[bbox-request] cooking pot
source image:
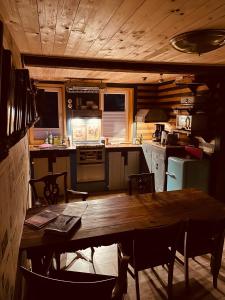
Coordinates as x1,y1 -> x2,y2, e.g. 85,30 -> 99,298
167,133 -> 178,145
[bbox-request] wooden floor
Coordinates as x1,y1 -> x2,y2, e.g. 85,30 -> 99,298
67,192 -> 225,300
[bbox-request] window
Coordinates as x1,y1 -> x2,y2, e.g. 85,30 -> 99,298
35,91 -> 59,128
29,85 -> 65,144
100,88 -> 133,143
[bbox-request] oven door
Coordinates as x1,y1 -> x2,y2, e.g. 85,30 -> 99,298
77,163 -> 105,182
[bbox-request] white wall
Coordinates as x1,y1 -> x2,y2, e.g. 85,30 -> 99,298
0,136 -> 30,300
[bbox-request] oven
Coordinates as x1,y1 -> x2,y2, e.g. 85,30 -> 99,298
76,144 -> 105,183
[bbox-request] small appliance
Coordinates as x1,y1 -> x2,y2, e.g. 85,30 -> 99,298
166,157 -> 209,192
152,124 -> 165,142
160,130 -> 168,145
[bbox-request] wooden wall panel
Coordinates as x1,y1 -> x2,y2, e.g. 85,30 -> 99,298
0,15 -> 30,300
136,84 -> 158,140
0,137 -> 30,300
135,81 -> 209,141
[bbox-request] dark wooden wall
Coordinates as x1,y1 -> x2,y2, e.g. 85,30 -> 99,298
136,81 -> 209,141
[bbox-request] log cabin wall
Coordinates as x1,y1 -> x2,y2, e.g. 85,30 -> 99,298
157,81 -> 209,127
136,80 -> 209,142
0,16 -> 30,300
136,84 -> 159,140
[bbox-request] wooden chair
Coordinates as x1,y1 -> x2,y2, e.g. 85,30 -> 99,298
176,218 -> 225,289
29,172 -> 88,207
20,255 -> 129,300
128,172 -> 155,195
29,172 -> 94,270
118,221 -> 184,300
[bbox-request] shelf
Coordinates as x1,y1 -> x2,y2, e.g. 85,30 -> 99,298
72,109 -> 102,118
173,129 -> 192,135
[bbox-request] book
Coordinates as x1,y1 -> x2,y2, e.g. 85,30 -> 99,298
44,215 -> 81,237
24,209 -> 59,229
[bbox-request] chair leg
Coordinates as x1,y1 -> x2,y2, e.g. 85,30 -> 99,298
167,261 -> 174,300
134,269 -> 140,300
91,247 -> 95,263
213,272 -> 219,288
117,245 -> 122,273
211,255 -> 219,288
184,256 -> 189,290
55,252 -> 61,271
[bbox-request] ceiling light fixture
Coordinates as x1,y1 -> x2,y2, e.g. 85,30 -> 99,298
170,29 -> 225,55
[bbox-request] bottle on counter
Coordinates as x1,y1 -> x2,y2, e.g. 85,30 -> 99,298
67,137 -> 71,147
44,131 -> 49,144
48,131 -> 53,144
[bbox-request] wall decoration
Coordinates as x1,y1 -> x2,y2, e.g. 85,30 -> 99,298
72,125 -> 86,141
87,122 -> 101,141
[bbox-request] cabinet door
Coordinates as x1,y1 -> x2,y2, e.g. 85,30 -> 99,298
53,157 -> 71,190
108,152 -> 125,190
124,151 -> 140,187
32,158 -> 49,196
151,148 -> 166,192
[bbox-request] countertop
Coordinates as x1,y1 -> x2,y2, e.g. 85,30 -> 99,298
29,143 -> 142,152
142,140 -> 185,149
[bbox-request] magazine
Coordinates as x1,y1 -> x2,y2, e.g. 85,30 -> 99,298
44,215 -> 81,237
24,209 -> 59,229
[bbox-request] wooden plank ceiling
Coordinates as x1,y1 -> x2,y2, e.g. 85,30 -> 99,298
1,0 -> 225,83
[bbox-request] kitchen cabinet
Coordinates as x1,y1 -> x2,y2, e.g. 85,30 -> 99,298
142,142 -> 185,192
151,147 -> 166,192
108,150 -> 140,190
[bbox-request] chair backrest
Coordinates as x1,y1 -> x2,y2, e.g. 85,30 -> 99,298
132,221 -> 184,270
20,267 -> 116,300
20,255 -> 129,300
128,172 -> 155,195
29,172 -> 68,206
184,218 -> 225,257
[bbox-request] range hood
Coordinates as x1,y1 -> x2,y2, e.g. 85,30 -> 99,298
135,109 -> 169,123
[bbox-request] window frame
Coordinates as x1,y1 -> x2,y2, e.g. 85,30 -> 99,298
29,84 -> 66,145
100,87 -> 134,143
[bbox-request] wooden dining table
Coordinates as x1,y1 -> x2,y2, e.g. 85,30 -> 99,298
20,188 -> 225,272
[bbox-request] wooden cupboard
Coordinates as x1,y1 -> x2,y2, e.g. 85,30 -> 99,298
107,150 -> 140,190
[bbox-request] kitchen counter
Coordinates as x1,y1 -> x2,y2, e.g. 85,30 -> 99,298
29,145 -> 76,151
142,140 -> 185,149
29,143 -> 142,152
105,143 -> 141,151
29,143 -> 142,193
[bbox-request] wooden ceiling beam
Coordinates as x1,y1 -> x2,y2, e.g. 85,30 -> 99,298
22,54 -> 225,75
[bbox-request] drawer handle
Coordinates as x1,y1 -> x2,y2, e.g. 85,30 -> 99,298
166,171 -> 176,179
156,163 -> 158,170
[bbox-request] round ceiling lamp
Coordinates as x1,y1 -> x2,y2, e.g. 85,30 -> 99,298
170,29 -> 225,55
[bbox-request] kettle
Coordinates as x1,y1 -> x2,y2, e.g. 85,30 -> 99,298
161,130 -> 168,145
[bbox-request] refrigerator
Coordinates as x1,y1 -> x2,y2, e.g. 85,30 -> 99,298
166,157 -> 210,192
